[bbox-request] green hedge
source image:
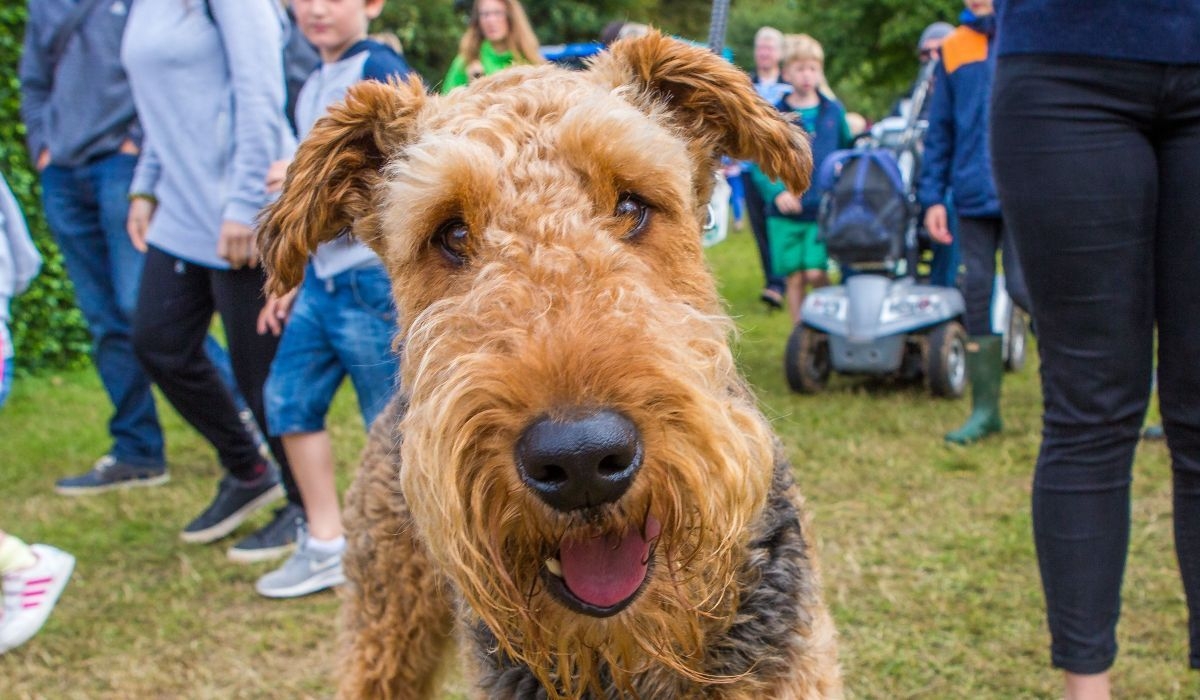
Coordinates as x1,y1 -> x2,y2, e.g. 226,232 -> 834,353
0,5 -> 92,374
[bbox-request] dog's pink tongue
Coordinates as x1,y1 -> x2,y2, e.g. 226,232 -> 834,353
559,517 -> 661,609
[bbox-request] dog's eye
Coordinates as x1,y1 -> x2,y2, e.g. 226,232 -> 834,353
615,194 -> 650,240
434,219 -> 470,266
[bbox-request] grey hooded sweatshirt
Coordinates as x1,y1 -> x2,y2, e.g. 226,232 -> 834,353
122,0 -> 296,269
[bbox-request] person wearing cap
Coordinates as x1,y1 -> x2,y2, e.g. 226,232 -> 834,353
916,0 -> 1032,445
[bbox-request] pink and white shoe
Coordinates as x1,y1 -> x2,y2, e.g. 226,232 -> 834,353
0,544 -> 75,654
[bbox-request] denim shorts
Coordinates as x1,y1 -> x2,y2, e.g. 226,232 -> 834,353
265,263 -> 400,436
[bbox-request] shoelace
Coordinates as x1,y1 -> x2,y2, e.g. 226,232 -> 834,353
93,455 -> 117,475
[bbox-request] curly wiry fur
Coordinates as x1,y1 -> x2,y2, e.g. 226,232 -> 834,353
259,31 -> 839,700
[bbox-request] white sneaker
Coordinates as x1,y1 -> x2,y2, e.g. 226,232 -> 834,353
255,530 -> 345,599
0,544 -> 75,654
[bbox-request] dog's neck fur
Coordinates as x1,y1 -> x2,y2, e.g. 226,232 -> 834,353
469,453 -> 819,698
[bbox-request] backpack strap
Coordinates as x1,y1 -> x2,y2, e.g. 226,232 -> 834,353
48,0 -> 108,66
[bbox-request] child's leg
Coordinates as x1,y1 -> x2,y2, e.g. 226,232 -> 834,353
786,271 -> 806,323
261,278 -> 346,536
801,223 -> 830,291
281,431 -> 342,541
767,217 -> 806,321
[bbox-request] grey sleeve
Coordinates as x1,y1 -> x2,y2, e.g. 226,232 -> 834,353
210,0 -> 288,226
130,134 -> 161,197
18,9 -> 52,162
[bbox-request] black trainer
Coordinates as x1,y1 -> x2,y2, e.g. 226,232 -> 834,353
55,455 -> 169,496
227,502 -> 306,563
180,473 -> 283,544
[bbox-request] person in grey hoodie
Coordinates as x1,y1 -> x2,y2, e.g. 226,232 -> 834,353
121,0 -> 299,555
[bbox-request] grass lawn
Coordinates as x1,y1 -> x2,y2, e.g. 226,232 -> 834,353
1,230 -> 1191,699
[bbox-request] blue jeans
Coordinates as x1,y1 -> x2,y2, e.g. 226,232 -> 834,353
41,153 -> 164,467
265,263 -> 400,436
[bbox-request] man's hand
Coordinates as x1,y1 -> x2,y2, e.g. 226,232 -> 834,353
257,288 -> 298,336
217,220 -> 259,269
118,139 -> 140,156
36,149 -> 51,172
924,203 -> 952,244
127,197 -> 156,252
774,190 -> 802,216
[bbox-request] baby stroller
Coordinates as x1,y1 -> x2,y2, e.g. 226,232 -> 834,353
784,59 -> 976,396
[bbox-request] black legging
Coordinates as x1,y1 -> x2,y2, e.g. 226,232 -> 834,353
133,246 -> 299,506
740,170 -> 784,294
992,54 -> 1200,674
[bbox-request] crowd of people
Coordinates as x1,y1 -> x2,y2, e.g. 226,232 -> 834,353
4,2 -> 1200,699
0,0 -> 547,652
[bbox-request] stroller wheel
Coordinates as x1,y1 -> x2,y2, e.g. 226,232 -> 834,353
785,325 -> 830,394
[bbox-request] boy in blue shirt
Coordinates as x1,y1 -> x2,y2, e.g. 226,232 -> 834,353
253,0 -> 410,598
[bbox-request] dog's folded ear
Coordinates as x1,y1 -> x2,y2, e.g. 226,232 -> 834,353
593,31 -> 812,198
258,76 -> 426,295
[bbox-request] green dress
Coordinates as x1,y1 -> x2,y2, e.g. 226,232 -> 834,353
442,41 -> 516,93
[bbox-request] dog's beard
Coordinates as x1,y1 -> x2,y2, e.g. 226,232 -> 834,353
458,466 -> 749,698
401,393 -> 775,698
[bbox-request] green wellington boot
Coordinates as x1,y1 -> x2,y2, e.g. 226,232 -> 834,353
945,335 -> 1004,445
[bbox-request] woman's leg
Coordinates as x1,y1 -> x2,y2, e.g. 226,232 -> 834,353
993,54 -> 1161,680
1153,64 -> 1200,669
132,248 -> 262,478
210,265 -> 294,499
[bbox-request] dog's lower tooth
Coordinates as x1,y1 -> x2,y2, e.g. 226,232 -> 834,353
545,558 -> 562,577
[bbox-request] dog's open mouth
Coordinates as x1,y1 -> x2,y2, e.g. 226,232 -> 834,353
542,515 -> 661,617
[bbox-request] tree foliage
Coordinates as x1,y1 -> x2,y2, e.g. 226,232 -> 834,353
725,0 -> 964,118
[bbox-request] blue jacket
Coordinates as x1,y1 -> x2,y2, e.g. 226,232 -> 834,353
752,92 -> 848,222
917,12 -> 999,219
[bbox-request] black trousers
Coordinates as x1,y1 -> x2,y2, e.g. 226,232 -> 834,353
740,171 -> 784,293
957,216 -> 1031,336
133,246 -> 299,505
992,54 -> 1200,674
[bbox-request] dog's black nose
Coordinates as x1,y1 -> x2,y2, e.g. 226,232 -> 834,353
516,410 -> 643,512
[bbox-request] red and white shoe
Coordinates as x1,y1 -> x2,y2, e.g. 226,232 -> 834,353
0,544 -> 75,654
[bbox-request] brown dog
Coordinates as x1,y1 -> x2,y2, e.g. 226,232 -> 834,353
259,32 -> 841,700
